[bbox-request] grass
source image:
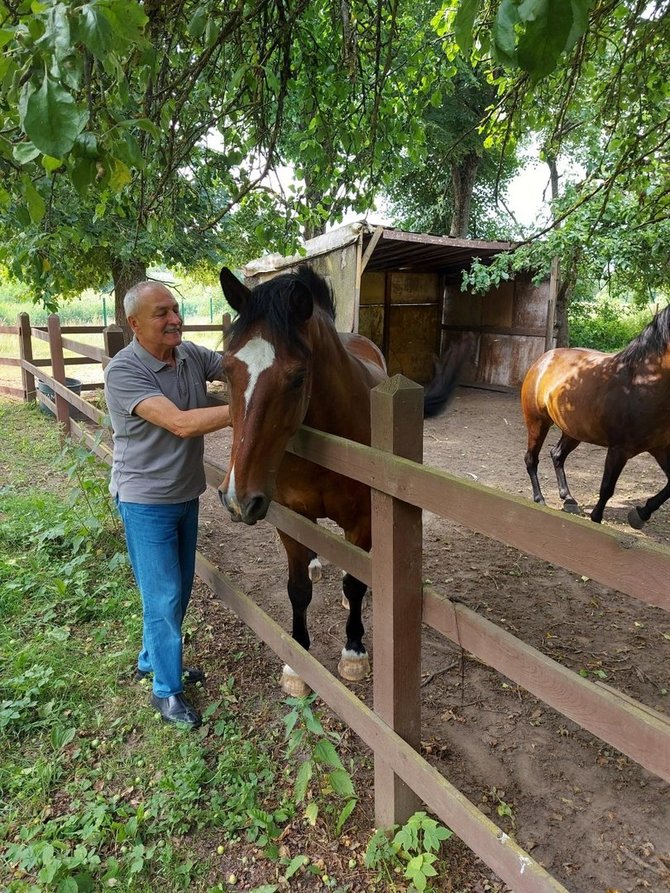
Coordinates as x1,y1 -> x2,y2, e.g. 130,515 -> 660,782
0,402 -> 299,893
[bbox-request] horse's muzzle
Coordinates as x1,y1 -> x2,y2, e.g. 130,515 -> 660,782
218,488 -> 269,525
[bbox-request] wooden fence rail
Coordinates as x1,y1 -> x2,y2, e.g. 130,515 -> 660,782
3,314 -> 670,893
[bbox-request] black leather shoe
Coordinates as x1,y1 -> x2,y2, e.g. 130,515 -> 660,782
135,666 -> 205,685
150,693 -> 202,728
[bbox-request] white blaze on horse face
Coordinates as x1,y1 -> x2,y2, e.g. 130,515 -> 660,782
233,335 -> 276,415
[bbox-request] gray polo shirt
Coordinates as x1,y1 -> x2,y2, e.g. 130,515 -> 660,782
104,338 -> 223,503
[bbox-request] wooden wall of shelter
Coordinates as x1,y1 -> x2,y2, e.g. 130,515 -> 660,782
243,223 -> 556,389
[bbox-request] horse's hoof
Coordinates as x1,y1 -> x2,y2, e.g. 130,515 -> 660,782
628,507 -> 646,530
281,666 -> 311,698
562,500 -> 580,514
337,650 -> 370,682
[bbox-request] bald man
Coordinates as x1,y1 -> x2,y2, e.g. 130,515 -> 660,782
104,281 -> 231,729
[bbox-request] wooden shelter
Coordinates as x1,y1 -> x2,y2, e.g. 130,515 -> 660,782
243,221 -> 557,388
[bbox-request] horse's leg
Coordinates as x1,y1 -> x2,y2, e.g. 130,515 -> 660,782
591,447 -> 627,523
628,448 -> 670,529
550,433 -> 581,511
523,416 -> 552,504
278,532 -> 313,697
337,573 -> 370,682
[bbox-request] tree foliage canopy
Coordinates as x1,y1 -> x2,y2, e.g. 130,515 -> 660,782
434,0 -> 670,305
0,0 -> 444,315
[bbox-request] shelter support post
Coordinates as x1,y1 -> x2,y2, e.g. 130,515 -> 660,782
370,374 -> 424,826
47,314 -> 70,441
18,312 -> 35,402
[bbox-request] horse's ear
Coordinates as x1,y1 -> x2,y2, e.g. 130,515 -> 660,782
289,279 -> 314,324
219,267 -> 250,313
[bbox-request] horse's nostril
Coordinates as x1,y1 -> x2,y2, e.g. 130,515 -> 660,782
244,494 -> 269,524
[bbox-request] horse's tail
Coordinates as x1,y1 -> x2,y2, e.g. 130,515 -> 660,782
423,334 -> 474,418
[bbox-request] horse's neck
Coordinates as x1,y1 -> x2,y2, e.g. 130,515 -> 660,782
304,318 -> 373,442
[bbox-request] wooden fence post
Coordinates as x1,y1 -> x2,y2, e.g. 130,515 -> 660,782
18,312 -> 35,402
103,324 -> 125,366
222,311 -> 232,350
370,374 -> 424,827
47,313 -> 70,440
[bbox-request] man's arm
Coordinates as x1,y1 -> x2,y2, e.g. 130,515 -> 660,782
134,395 -> 231,438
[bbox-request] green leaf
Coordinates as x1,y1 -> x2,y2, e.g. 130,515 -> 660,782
132,117 -> 161,139
566,0 -> 593,50
313,737 -> 344,770
40,3 -> 71,60
71,157 -> 96,196
188,7 -> 207,39
328,768 -> 355,798
23,72 -> 87,157
112,131 -> 144,170
42,155 -> 63,172
454,0 -> 482,54
74,132 -> 98,158
107,158 -> 132,191
22,177 -> 45,223
13,142 -> 41,164
493,0 -> 520,66
284,855 -> 308,880
334,797 -> 357,834
75,6 -> 114,59
517,0 -> 575,78
304,801 -> 318,826
0,28 -> 14,49
98,2 -> 148,46
294,759 -> 312,802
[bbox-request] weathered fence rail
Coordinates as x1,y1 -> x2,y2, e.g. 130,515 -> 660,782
3,313 -> 670,893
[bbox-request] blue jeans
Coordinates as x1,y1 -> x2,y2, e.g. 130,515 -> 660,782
116,498 -> 199,698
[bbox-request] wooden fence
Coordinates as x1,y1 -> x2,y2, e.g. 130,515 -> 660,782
2,315 -> 670,893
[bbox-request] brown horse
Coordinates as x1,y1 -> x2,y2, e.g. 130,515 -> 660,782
218,266 -> 465,694
521,305 -> 670,527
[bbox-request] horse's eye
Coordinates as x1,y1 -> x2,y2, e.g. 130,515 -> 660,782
289,372 -> 306,391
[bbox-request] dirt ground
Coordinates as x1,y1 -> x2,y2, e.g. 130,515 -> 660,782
194,385 -> 670,893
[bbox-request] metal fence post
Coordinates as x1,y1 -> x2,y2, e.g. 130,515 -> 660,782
18,312 -> 35,402
370,374 -> 424,826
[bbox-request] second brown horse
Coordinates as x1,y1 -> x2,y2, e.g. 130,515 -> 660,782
521,305 -> 670,527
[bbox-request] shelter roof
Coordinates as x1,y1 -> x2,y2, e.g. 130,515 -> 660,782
242,221 -> 516,280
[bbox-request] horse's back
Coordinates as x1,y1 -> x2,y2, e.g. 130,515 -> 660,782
522,346 -> 630,445
339,332 -> 387,382
522,347 -> 606,410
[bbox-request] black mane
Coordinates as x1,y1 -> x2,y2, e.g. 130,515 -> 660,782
616,304 -> 670,366
228,266 -> 336,356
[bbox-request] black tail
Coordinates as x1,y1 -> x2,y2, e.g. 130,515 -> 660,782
423,335 -> 474,418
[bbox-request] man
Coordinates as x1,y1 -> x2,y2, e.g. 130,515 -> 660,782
104,281 -> 231,729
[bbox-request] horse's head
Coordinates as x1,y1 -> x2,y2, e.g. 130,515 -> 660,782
218,267 -> 318,524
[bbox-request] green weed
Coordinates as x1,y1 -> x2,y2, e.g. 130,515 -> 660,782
283,694 -> 357,836
364,812 -> 453,893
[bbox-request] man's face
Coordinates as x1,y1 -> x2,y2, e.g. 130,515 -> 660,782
128,286 -> 183,357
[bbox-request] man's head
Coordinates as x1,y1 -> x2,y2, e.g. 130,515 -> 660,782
124,282 -> 183,360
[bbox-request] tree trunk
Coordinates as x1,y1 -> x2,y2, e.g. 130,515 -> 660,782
546,155 -> 572,347
449,152 -> 480,238
111,257 -> 147,342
